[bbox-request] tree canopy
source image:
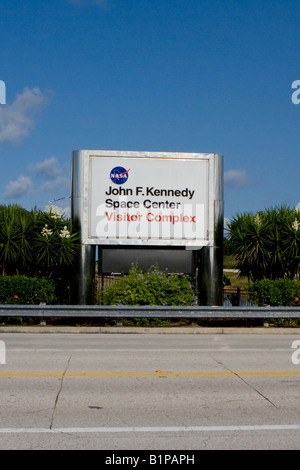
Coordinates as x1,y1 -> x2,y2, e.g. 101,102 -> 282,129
227,205 -> 300,281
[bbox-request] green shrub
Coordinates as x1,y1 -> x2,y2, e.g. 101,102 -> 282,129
0,275 -> 56,304
248,279 -> 300,306
101,264 -> 196,306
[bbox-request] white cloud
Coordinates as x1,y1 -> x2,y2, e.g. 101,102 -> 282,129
4,175 -> 32,199
4,156 -> 70,205
29,156 -> 71,197
40,176 -> 70,192
224,169 -> 248,188
29,156 -> 62,179
0,87 -> 49,144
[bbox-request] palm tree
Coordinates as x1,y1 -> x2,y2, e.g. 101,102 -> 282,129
227,211 -> 270,281
0,205 -> 33,275
228,205 -> 300,281
280,208 -> 300,278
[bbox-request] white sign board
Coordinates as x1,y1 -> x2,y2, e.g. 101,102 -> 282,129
73,151 -> 221,247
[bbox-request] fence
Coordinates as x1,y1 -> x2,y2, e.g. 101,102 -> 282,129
223,286 -> 250,306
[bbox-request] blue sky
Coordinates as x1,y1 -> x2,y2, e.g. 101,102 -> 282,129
0,0 -> 300,223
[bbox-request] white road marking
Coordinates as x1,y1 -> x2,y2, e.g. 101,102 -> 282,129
1,424 -> 300,433
5,348 -> 291,352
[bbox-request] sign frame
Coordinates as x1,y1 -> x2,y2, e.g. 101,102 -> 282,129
72,150 -> 223,249
71,150 -> 224,306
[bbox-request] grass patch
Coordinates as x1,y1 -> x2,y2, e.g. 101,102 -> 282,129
223,255 -> 238,270
223,270 -> 249,289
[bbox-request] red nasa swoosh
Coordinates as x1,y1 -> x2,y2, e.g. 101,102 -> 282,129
110,169 -> 130,179
119,169 -> 130,177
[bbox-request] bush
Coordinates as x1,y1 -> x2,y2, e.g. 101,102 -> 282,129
0,275 -> 56,304
101,264 -> 196,306
248,279 -> 300,306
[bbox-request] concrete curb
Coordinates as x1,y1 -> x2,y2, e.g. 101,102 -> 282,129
1,326 -> 300,334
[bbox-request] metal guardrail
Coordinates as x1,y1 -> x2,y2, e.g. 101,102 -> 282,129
0,304 -> 300,319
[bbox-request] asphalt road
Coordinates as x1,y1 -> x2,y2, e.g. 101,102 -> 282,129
0,332 -> 300,450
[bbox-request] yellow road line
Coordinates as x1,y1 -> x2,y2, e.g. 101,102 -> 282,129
0,370 -> 300,378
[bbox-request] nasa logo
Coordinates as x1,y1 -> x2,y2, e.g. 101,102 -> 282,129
110,167 -> 130,185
